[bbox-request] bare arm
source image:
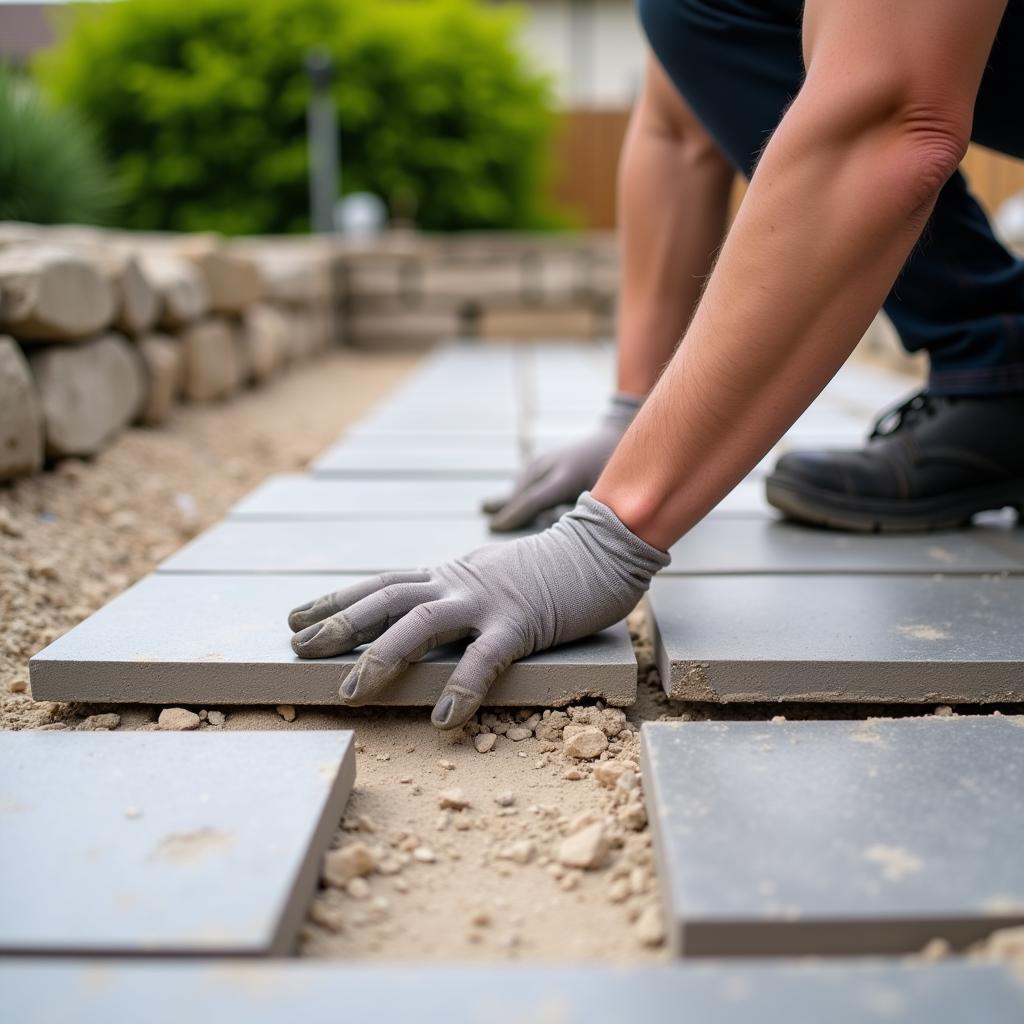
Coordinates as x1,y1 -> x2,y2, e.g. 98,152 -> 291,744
595,0 -> 1007,549
615,55 -> 734,396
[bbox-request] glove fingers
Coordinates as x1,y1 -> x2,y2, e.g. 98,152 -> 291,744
487,473 -> 565,533
288,571 -> 431,632
339,598 -> 473,705
481,454 -> 553,517
291,581 -> 439,658
431,633 -> 517,730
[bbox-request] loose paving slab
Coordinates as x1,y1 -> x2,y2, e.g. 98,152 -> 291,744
643,717 -> 1024,957
230,474 -> 512,520
312,440 -> 520,478
158,518 -> 521,573
29,573 -> 637,706
650,574 -> 1024,702
0,731 -> 355,956
665,518 -> 1024,575
6,960 -> 1023,1023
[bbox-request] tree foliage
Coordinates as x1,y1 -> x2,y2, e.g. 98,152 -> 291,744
36,0 -> 562,234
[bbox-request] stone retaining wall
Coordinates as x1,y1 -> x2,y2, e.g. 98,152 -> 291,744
0,224 -> 337,482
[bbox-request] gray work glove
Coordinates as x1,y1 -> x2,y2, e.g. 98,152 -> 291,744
483,393 -> 644,532
288,492 -> 669,730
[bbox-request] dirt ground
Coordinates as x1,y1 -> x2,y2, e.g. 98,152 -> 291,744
2,346 -> 1021,965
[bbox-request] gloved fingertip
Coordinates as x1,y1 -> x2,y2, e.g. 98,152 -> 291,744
431,692 -> 477,730
291,622 -> 324,654
480,495 -> 508,514
431,694 -> 454,727
338,672 -> 360,702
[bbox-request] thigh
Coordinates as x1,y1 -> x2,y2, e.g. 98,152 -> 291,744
635,0 -> 805,176
972,0 -> 1024,157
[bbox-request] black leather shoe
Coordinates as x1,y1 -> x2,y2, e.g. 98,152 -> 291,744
766,391 -> 1024,531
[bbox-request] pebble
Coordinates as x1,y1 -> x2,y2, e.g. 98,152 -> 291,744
562,768 -> 585,781
157,707 -> 201,731
506,726 -> 532,742
8,680 -> 28,694
563,725 -> 608,760
310,902 -> 346,933
438,759 -> 456,771
474,733 -> 497,753
206,710 -> 226,727
615,770 -> 640,794
322,842 -> 378,887
594,761 -> 628,787
470,909 -> 491,927
438,787 -> 471,811
78,712 -> 121,731
276,704 -> 296,722
0,507 -> 23,537
618,802 -> 647,831
496,840 -> 535,865
634,905 -> 665,947
607,877 -> 631,903
413,847 -> 437,864
346,877 -> 371,900
494,791 -> 515,807
934,705 -> 955,718
557,823 -> 610,870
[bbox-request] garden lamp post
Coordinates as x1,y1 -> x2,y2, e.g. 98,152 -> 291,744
305,48 -> 339,234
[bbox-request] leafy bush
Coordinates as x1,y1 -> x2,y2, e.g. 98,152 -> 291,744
36,0 -> 562,234
0,66 -> 117,224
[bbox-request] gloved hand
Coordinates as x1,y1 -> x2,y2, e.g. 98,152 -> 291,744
288,492 -> 669,730
483,393 -> 644,532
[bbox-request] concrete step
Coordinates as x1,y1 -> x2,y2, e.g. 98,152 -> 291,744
0,730 -> 355,955
643,717 -> 1024,957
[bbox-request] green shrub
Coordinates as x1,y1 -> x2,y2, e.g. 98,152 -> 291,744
0,66 -> 117,224
35,0 -> 562,234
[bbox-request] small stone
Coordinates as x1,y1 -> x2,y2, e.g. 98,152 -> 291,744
934,705 -> 955,718
634,905 -> 665,947
346,877 -> 371,900
474,733 -> 497,753
438,787 -> 471,811
276,703 -> 296,722
158,707 -> 201,731
563,725 -> 608,761
607,877 -> 631,904
78,713 -> 121,731
309,901 -> 345,933
8,679 -> 28,694
919,937 -> 952,962
438,759 -> 456,771
557,823 -> 610,870
494,791 -> 515,808
506,726 -> 532,742
470,909 -> 491,927
206,710 -> 226,727
323,842 -> 378,887
618,802 -> 648,831
615,770 -> 640,794
0,506 -> 23,537
496,840 -> 535,865
594,761 -> 628,787
562,768 -> 585,781
413,847 -> 437,864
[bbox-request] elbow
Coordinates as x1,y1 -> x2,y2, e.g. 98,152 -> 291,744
888,103 -> 969,213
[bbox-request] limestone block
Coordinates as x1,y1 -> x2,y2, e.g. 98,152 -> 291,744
0,244 -> 115,341
139,252 -> 209,329
29,334 -> 145,458
180,318 -> 242,402
180,242 -> 264,313
348,308 -> 464,350
102,250 -> 160,335
135,334 -> 182,426
240,304 -> 288,383
241,246 -> 333,306
0,335 -> 44,479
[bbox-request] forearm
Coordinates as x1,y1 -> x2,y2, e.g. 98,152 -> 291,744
596,81 -> 973,548
615,60 -> 733,397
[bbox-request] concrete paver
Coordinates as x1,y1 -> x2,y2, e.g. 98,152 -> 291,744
665,518 -> 1024,575
643,718 -> 1024,956
230,474 -> 512,520
0,730 -> 355,955
29,573 -> 637,706
312,440 -> 520,478
6,960 -> 1022,1023
649,574 -> 1024,702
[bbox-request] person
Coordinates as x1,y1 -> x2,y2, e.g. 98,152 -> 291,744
290,0 -> 1024,730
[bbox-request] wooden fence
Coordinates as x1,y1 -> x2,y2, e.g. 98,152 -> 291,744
550,108 -> 1024,231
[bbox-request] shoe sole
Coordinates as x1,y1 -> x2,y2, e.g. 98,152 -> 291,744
765,475 -> 1024,533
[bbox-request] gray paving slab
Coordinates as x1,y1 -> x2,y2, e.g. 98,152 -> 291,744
0,730 -> 355,956
643,717 -> 1024,957
29,573 -> 637,706
6,960 -> 1023,1024
649,574 -> 1024,702
347,405 -> 521,434
230,474 -> 511,520
665,518 -> 1024,575
311,440 -> 520,478
158,517 -> 517,573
